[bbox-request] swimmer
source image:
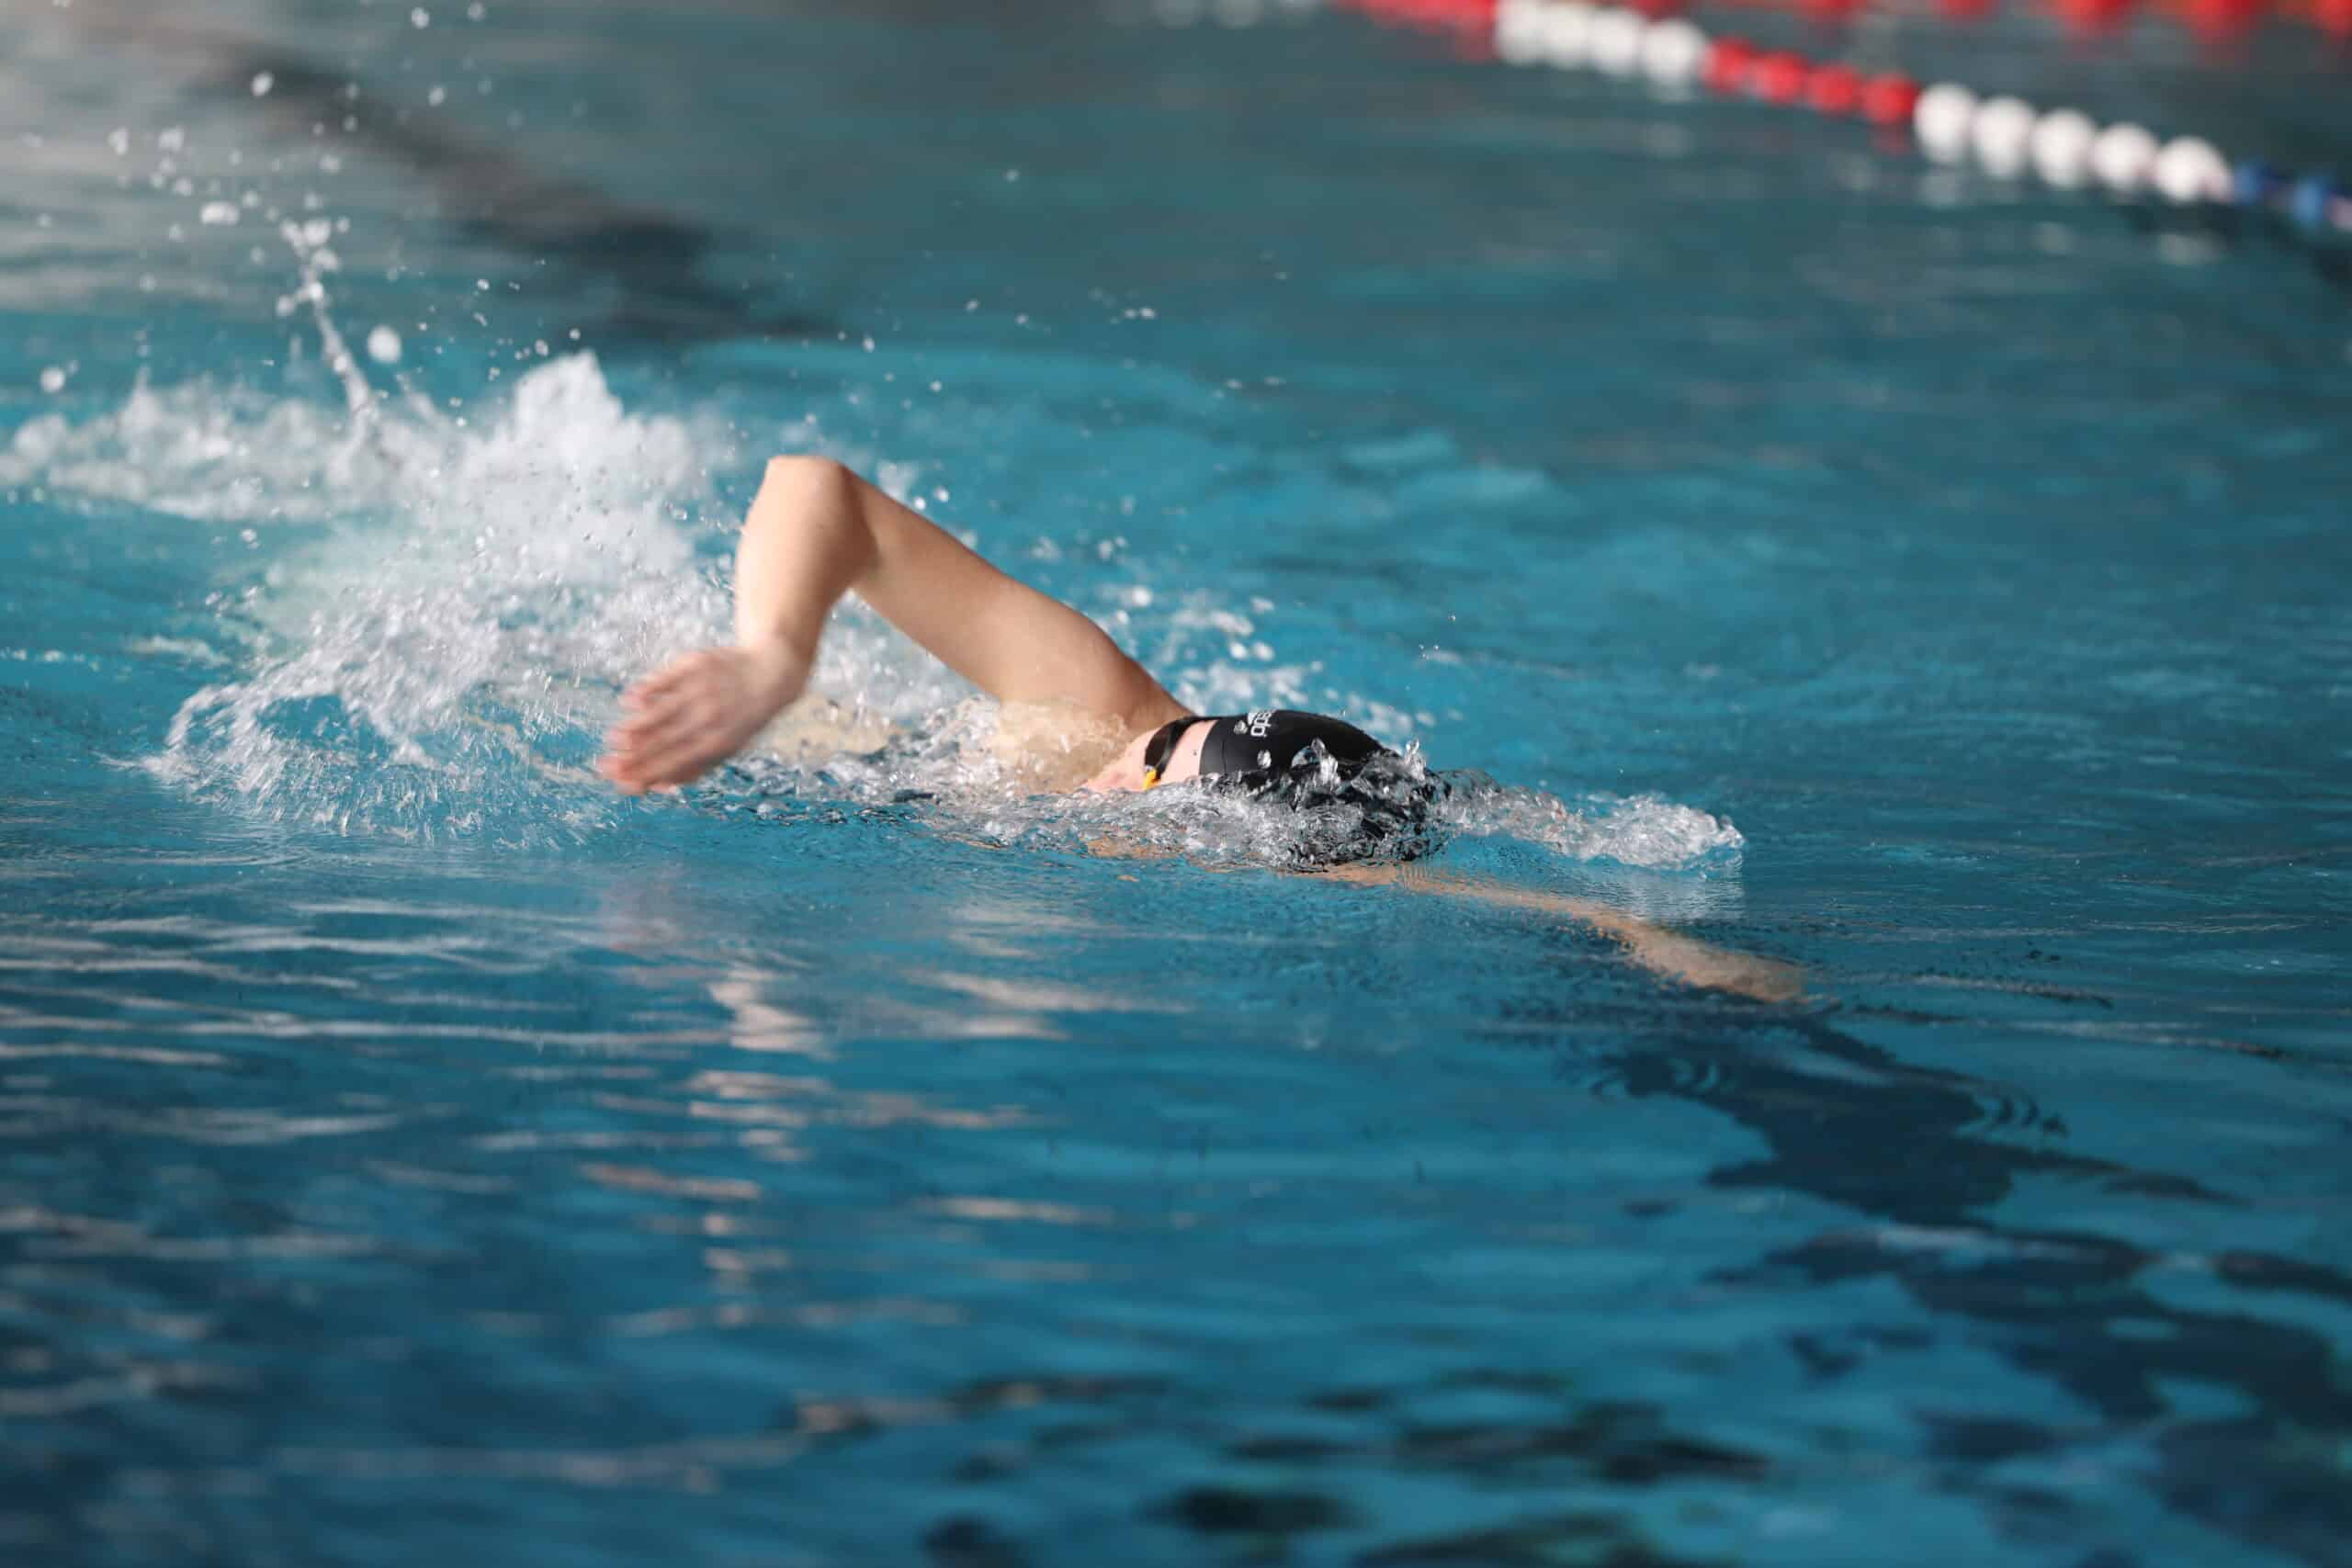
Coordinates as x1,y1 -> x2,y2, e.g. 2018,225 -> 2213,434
600,457 -> 1801,1003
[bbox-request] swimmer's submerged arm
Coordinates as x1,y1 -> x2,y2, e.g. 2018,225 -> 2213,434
603,456 -> 1183,794
1323,863 -> 1804,1005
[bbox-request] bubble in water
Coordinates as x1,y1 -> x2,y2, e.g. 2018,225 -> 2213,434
38,367 -> 67,395
199,201 -> 240,226
251,72 -> 276,97
367,326 -> 403,365
411,6 -> 432,27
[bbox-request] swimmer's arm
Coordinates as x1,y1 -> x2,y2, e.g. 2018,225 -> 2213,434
1323,863 -> 1804,1004
604,456 -> 1182,794
735,457 -> 1179,724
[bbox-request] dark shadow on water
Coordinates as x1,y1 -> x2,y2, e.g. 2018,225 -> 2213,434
56,2 -> 834,348
1507,977 -> 2352,1568
772,1368 -> 1749,1563
208,47 -> 833,346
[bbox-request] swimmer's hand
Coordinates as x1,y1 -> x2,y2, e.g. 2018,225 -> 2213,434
598,637 -> 809,795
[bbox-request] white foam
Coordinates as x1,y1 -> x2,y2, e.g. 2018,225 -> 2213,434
1438,779 -> 1744,872
3,351 -> 731,840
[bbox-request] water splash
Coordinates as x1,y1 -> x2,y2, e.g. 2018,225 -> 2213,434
0,346 -> 727,841
725,740 -> 1740,876
8,342 -> 1741,870
1437,777 -> 1744,872
144,353 -> 718,841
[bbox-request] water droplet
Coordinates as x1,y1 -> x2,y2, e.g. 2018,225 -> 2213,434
411,6 -> 432,28
251,72 -> 275,97
38,367 -> 67,394
367,326 -> 403,365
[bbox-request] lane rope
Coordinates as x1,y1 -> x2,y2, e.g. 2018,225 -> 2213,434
1319,0 -> 2350,250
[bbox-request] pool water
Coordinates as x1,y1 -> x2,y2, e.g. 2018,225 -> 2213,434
5,1 -> 2349,1564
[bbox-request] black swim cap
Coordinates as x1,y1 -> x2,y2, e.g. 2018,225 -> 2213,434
1189,709 -> 1444,868
1194,709 -> 1384,783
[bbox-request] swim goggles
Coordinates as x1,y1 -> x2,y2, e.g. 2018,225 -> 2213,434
1139,716 -> 1194,789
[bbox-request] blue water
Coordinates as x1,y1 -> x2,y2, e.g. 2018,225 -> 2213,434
6,2 -> 2350,1564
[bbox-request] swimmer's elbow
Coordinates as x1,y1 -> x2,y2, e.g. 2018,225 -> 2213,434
760,453 -> 857,508
751,457 -> 872,561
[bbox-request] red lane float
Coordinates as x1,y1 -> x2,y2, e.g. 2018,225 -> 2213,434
1702,35 -> 1755,93
1860,73 -> 1920,128
2187,0 -> 2267,34
2053,0 -> 2139,33
1804,62 -> 1862,116
1750,50 -> 1809,102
